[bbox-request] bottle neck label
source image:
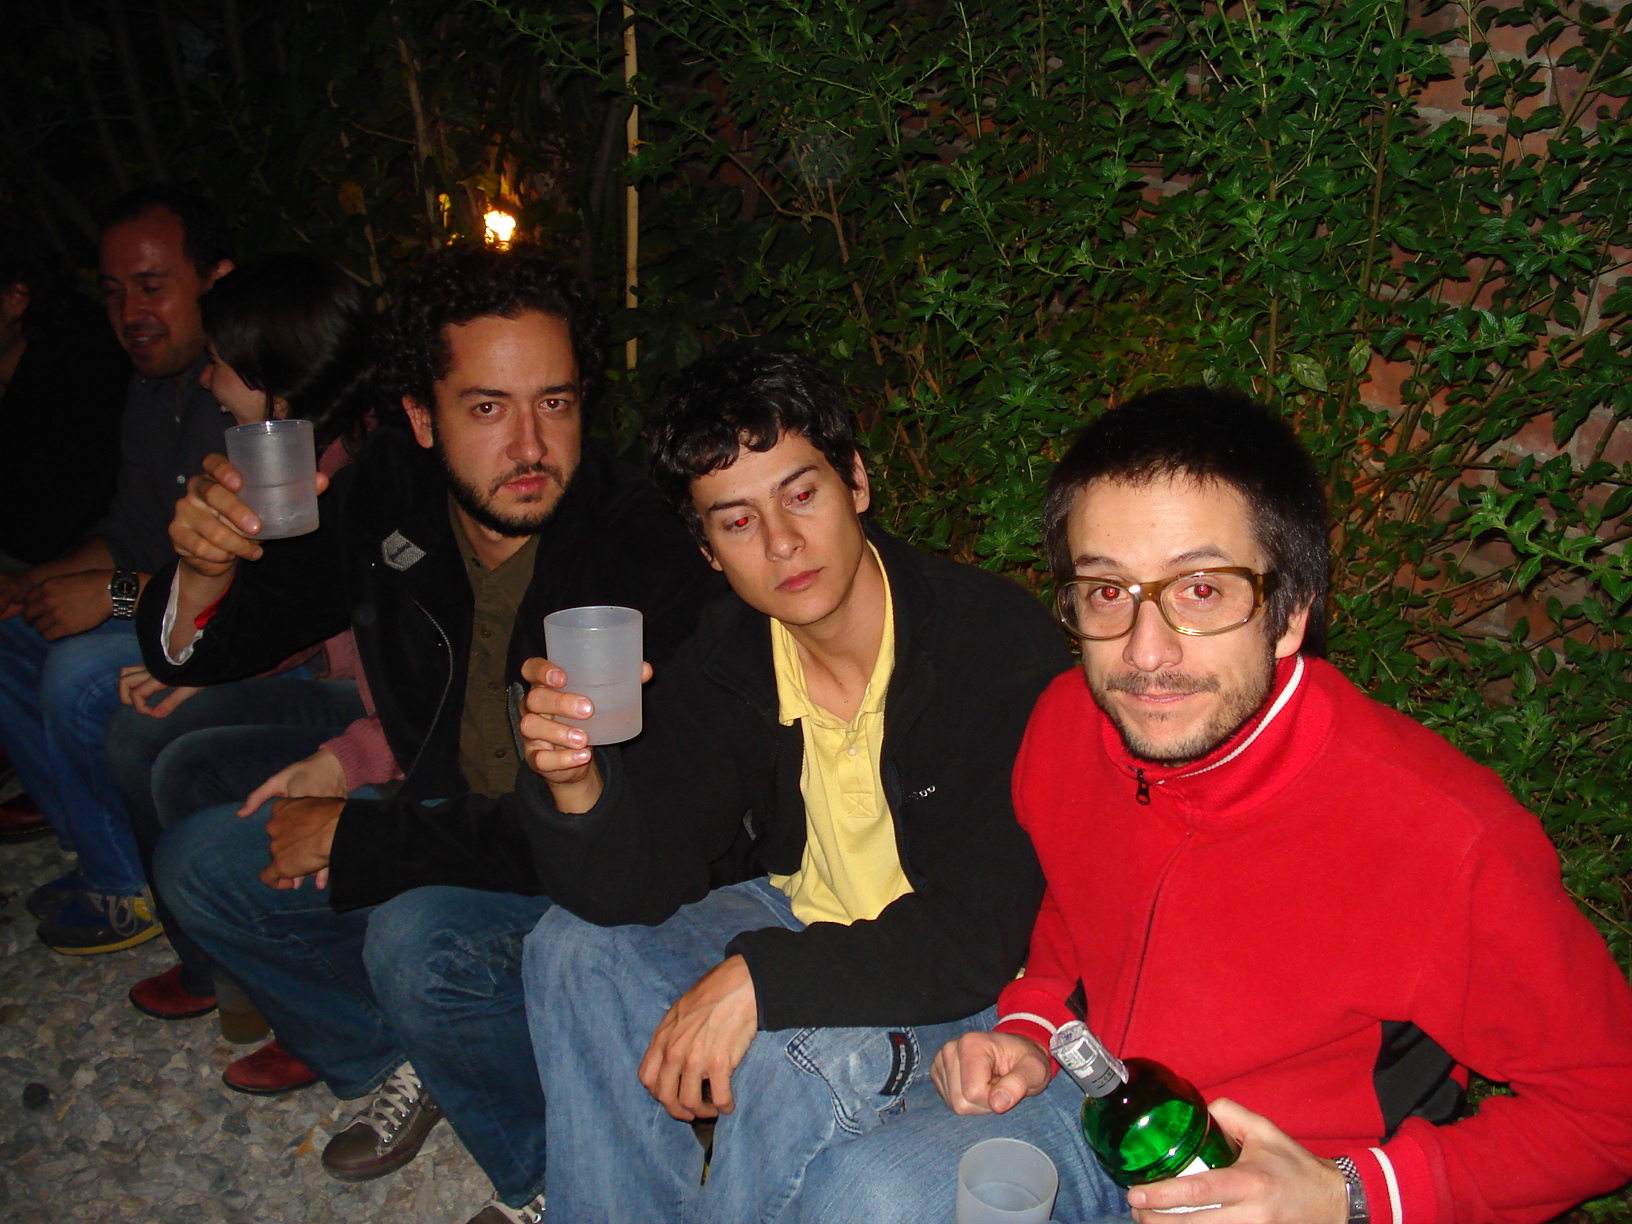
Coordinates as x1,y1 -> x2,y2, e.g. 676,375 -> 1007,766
1150,1156 -> 1223,1214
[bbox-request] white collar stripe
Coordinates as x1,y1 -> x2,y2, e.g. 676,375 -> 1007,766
1166,653 -> 1305,783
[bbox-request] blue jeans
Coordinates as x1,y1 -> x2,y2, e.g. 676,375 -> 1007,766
0,615 -> 145,892
523,878 -> 994,1224
792,1072 -> 1131,1224
154,796 -> 550,1205
104,676 -> 364,993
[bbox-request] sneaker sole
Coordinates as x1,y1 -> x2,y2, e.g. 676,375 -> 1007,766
40,923 -> 165,955
223,1071 -> 321,1097
322,1111 -> 444,1183
129,992 -> 218,1021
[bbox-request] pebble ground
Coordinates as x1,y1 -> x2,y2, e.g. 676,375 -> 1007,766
0,834 -> 493,1224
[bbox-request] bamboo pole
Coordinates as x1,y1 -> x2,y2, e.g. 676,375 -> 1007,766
623,5 -> 638,372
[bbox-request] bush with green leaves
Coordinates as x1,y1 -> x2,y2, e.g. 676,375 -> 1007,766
499,0 -> 1632,960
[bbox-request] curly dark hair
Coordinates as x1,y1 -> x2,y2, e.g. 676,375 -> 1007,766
1041,385 -> 1330,657
647,346 -> 861,542
380,244 -> 605,418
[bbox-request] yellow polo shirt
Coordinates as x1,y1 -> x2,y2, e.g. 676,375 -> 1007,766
768,547 -> 913,926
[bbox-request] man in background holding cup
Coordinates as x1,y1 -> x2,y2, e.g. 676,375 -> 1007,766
508,347 -> 1073,1223
140,246 -> 719,1224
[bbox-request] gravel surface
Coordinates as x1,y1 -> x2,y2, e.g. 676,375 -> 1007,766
1,835 -> 494,1224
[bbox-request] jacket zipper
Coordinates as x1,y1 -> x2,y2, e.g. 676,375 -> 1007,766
1134,768 -> 1150,805
400,595 -> 455,784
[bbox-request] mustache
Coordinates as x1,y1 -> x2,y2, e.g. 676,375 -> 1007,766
1102,671 -> 1220,696
488,462 -> 564,496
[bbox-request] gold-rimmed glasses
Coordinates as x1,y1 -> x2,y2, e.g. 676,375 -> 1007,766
1053,568 -> 1276,641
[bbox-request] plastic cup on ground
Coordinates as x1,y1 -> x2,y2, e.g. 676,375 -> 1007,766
543,605 -> 644,745
956,1137 -> 1059,1224
224,419 -> 319,540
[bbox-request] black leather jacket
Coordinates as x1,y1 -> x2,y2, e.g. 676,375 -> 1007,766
138,424 -> 721,899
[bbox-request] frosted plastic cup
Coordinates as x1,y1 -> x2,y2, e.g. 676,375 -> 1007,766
955,1138 -> 1059,1224
224,418 -> 319,539
543,605 -> 644,745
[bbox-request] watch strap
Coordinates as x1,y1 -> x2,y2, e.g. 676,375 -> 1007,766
1334,1155 -> 1371,1224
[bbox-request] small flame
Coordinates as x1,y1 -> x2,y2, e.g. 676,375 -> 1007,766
484,210 -> 517,249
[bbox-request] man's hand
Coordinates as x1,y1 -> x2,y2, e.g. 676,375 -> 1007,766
518,655 -> 652,813
1126,1098 -> 1347,1223
637,954 -> 759,1121
260,796 -> 344,891
932,1030 -> 1052,1116
170,454 -> 267,578
118,664 -> 202,717
240,748 -> 348,815
23,570 -> 115,639
170,454 -> 332,578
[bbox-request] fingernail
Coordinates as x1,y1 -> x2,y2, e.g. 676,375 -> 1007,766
1128,1189 -> 1147,1207
574,750 -> 590,763
570,729 -> 587,746
575,700 -> 592,718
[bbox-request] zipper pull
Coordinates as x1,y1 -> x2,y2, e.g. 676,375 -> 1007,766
1134,768 -> 1150,805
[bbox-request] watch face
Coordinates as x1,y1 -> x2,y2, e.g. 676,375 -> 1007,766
111,575 -> 138,599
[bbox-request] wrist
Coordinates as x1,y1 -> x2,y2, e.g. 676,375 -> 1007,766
1333,1156 -> 1370,1224
109,570 -> 140,619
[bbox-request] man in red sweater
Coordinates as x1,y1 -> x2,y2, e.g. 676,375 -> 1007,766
794,387 -> 1632,1224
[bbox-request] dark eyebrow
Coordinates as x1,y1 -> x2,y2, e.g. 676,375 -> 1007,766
702,464 -> 819,516
455,382 -> 579,400
1074,546 -> 1234,573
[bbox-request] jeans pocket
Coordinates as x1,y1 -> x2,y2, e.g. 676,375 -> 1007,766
784,1025 -> 923,1139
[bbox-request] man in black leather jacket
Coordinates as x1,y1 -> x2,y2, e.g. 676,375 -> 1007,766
141,247 -> 718,1224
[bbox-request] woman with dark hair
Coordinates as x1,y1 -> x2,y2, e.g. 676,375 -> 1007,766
196,252 -> 375,454
31,255 -> 397,1086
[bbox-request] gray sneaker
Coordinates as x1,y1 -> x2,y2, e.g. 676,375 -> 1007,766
321,1062 -> 443,1182
465,1193 -> 546,1223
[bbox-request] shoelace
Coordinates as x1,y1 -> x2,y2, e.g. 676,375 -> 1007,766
83,890 -> 153,937
353,1064 -> 429,1141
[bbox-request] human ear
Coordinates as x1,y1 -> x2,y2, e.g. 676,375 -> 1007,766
404,396 -> 435,449
849,452 -> 871,515
1273,599 -> 1312,659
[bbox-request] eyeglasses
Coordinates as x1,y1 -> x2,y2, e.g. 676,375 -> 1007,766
1053,568 -> 1276,641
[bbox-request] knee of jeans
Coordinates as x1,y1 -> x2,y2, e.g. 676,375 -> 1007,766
364,890 -> 520,1011
520,905 -> 617,999
153,804 -> 257,925
38,639 -> 122,726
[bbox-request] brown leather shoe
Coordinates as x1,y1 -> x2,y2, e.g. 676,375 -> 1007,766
129,963 -> 217,1020
321,1062 -> 442,1182
222,1040 -> 320,1096
0,794 -> 52,843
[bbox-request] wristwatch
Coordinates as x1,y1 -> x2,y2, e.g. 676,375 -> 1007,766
1334,1156 -> 1371,1224
109,570 -> 139,619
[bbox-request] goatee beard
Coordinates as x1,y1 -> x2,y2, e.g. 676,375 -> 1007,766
435,442 -> 566,538
1091,648 -> 1275,768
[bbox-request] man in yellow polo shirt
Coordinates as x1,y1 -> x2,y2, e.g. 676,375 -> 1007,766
509,347 -> 1071,1224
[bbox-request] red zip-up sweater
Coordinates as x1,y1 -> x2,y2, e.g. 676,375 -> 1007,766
995,654 -> 1632,1224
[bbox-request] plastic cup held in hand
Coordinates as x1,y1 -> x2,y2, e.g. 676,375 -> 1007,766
225,418 -> 319,539
543,605 -> 644,745
956,1138 -> 1059,1224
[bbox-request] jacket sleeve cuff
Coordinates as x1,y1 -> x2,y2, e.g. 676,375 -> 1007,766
1347,1133 -> 1437,1224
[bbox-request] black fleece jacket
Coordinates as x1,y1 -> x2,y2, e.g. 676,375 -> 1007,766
137,424 -> 722,900
512,527 -> 1072,1031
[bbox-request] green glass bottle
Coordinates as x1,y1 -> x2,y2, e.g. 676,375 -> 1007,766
1049,1020 -> 1239,1194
